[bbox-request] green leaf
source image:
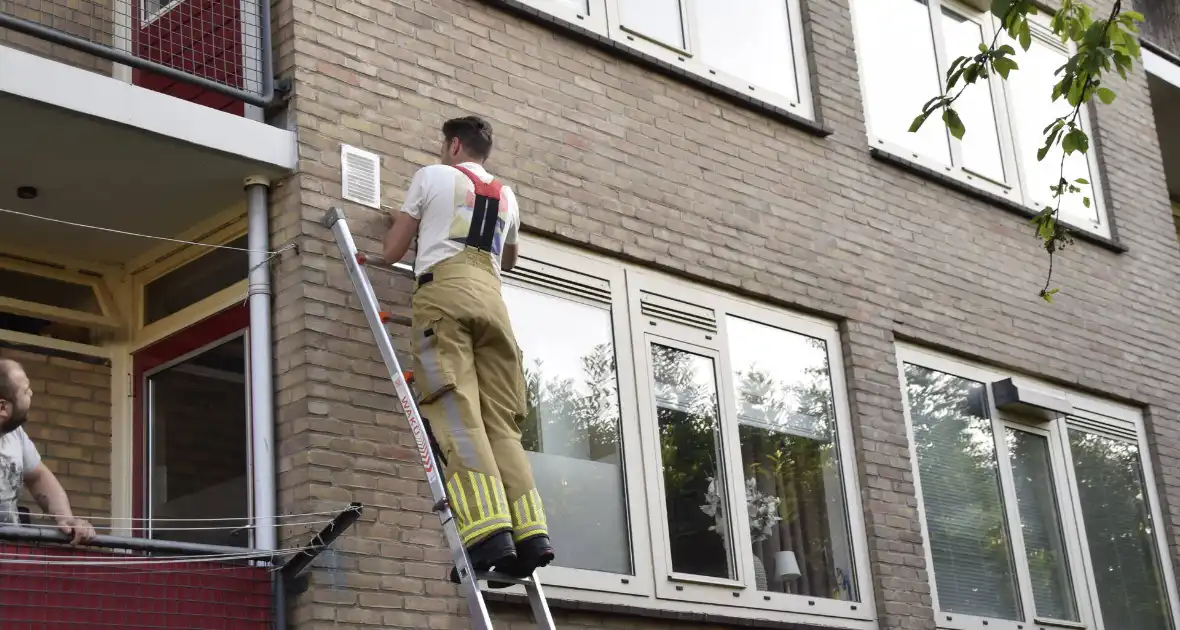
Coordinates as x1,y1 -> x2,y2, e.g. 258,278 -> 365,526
1083,197 -> 1091,208
992,0 -> 1013,19
1041,288 -> 1059,303
997,44 -> 1016,56
993,56 -> 1019,79
943,108 -> 966,140
1075,177 -> 1089,184
1019,20 -> 1032,50
1097,87 -> 1116,104
1063,128 -> 1089,154
909,111 -> 932,133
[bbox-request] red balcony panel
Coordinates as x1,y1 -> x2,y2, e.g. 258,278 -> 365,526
0,540 -> 272,629
130,0 -> 246,115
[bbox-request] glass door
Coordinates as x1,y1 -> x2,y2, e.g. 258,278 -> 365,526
132,304 -> 252,546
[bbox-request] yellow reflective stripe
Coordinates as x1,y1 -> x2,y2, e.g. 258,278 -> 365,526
460,519 -> 513,546
511,488 -> 548,541
447,474 -> 472,525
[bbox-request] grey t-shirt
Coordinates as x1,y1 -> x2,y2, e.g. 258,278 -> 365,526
0,427 -> 41,525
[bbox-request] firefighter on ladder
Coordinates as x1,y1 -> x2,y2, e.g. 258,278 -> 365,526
382,115 -> 555,583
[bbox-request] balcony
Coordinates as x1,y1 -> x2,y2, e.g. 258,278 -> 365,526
0,0 -> 272,112
0,506 -> 361,628
0,0 -> 294,270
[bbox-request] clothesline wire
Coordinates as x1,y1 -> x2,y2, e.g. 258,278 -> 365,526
0,539 -> 327,567
12,519 -> 337,533
1,508 -> 355,523
0,207 -> 296,276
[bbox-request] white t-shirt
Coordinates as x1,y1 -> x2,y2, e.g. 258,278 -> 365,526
398,162 -> 520,279
0,427 -> 40,525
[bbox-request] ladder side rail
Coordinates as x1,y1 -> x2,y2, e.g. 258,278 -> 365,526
322,208 -> 495,629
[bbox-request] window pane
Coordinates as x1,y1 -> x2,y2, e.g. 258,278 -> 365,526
0,268 -> 102,314
144,235 -> 249,325
1007,38 -> 1099,229
728,317 -> 857,601
651,343 -> 734,579
148,335 -> 249,548
618,0 -> 685,49
1069,430 -> 1174,630
1005,428 -> 1078,621
941,10 -> 1005,182
696,0 -> 799,102
903,364 -> 1021,619
852,0 -> 951,164
505,285 -> 632,575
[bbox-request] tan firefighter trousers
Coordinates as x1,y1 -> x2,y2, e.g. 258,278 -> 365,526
410,248 -> 548,549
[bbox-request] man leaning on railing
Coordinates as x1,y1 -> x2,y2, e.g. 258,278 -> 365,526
0,358 -> 96,544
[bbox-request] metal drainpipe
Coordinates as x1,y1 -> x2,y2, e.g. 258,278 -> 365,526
245,175 -> 277,556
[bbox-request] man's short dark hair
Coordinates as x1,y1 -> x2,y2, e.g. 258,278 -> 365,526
442,116 -> 494,161
0,359 -> 21,403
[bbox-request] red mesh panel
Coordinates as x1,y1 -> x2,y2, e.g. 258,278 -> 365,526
0,540 -> 273,629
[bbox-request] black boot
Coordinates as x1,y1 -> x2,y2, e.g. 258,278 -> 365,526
450,530 -> 517,588
496,534 -> 556,579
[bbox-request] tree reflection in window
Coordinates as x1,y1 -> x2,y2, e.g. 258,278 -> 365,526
650,344 -> 735,580
727,317 -> 857,600
904,363 -> 1022,620
505,284 -> 631,575
1069,430 -> 1173,630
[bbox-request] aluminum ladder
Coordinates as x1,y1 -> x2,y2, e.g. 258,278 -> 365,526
321,207 -> 558,630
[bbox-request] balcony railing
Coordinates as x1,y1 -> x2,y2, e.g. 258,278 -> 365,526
0,0 -> 273,108
0,503 -> 362,629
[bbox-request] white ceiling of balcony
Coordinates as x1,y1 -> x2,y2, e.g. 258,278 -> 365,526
0,92 -> 284,267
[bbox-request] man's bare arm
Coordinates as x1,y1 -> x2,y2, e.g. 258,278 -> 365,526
502,243 -> 518,272
25,463 -> 95,544
383,212 -> 420,267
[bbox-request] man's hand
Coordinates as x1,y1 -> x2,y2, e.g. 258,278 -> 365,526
57,516 -> 96,545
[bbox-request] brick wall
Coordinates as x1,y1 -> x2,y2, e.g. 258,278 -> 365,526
0,346 -> 112,529
0,0 -> 114,75
270,0 -> 1180,628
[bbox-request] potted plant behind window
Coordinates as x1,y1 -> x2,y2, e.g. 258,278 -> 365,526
700,475 -> 782,590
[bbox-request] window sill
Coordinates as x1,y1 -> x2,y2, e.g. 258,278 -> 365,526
869,148 -> 1128,254
478,0 -> 832,138
483,589 -> 876,630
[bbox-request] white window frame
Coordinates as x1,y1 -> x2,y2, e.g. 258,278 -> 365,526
131,222 -> 248,343
509,0 -> 815,118
896,343 -> 1180,630
0,256 -> 122,331
490,235 -> 875,628
849,1 -> 1111,239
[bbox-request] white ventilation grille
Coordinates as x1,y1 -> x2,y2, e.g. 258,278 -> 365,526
341,144 -> 381,209
640,290 -> 718,333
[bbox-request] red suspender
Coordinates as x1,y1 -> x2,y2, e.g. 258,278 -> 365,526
453,165 -> 504,252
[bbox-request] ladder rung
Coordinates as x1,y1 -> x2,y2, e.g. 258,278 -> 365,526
474,571 -> 537,587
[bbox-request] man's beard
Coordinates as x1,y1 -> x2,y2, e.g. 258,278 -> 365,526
0,405 -> 28,434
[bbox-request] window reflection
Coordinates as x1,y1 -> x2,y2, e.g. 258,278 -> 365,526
1007,39 -> 1098,227
651,344 -> 734,580
619,0 -> 685,49
504,284 -> 632,575
941,10 -> 1005,182
853,0 -> 951,164
728,317 -> 856,600
1069,430 -> 1173,630
904,364 -> 1021,620
696,0 -> 798,102
1005,428 -> 1077,621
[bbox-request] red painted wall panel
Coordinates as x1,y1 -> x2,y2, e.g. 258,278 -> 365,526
130,0 -> 246,115
0,540 -> 272,629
